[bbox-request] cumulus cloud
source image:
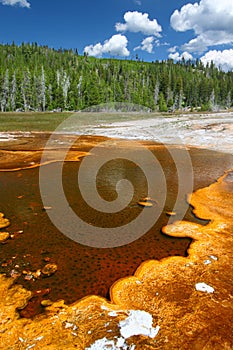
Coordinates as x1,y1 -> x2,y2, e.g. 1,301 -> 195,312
168,46 -> 177,53
84,34 -> 130,58
201,49 -> 233,71
134,36 -> 155,53
1,0 -> 30,8
168,51 -> 193,61
170,0 -> 233,53
116,11 -> 162,37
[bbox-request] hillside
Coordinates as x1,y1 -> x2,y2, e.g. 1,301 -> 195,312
0,43 -> 233,112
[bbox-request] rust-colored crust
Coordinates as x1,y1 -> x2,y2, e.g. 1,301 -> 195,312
0,169 -> 233,349
0,132 -> 179,171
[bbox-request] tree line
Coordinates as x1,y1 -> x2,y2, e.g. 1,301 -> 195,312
0,42 -> 233,112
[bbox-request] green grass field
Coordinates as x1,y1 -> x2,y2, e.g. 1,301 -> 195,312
0,111 -> 164,133
0,112 -> 73,132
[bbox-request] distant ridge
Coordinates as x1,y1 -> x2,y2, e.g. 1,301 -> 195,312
0,43 -> 232,112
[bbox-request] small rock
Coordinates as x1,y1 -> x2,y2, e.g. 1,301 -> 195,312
41,299 -> 53,307
137,197 -> 157,207
135,280 -> 142,285
209,255 -> 218,261
24,274 -> 34,281
195,282 -> 215,293
108,311 -> 118,317
204,259 -> 212,265
10,269 -> 21,278
42,263 -> 58,277
166,211 -> 176,216
33,269 -> 41,279
34,336 -> 44,341
43,257 -> 51,262
43,206 -> 52,211
140,197 -> 155,202
64,322 -> 74,329
35,288 -> 51,296
0,232 -> 10,242
137,201 -> 153,207
0,213 -> 10,229
23,269 -> 41,281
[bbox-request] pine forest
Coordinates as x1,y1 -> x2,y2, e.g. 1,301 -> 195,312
0,42 -> 233,113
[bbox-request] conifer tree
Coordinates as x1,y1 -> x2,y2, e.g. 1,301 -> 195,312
0,43 -> 232,112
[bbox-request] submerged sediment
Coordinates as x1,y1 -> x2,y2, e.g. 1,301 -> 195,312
0,169 -> 233,349
0,133 -> 101,171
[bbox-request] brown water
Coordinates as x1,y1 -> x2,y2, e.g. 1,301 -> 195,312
0,136 -> 233,318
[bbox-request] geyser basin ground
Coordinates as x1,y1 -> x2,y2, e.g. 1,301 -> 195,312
0,133 -> 232,311
0,112 -> 233,349
0,155 -> 232,349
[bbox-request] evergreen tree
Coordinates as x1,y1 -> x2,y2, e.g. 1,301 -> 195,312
0,69 -> 9,112
159,92 -> 168,112
10,72 -> 17,111
0,43 -> 232,112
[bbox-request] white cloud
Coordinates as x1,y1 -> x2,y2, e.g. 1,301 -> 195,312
168,51 -> 193,61
201,49 -> 233,71
168,46 -> 177,53
116,11 -> 162,37
182,31 -> 233,53
134,36 -> 155,53
1,0 -> 30,8
84,43 -> 103,57
84,34 -> 130,57
170,0 -> 233,53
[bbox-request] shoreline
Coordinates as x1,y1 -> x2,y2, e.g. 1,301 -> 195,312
0,110 -> 233,154
0,129 -> 232,171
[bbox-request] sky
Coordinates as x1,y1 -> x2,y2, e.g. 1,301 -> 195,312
0,0 -> 233,71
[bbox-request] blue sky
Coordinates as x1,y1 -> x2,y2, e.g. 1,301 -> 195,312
1,0 -> 233,70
